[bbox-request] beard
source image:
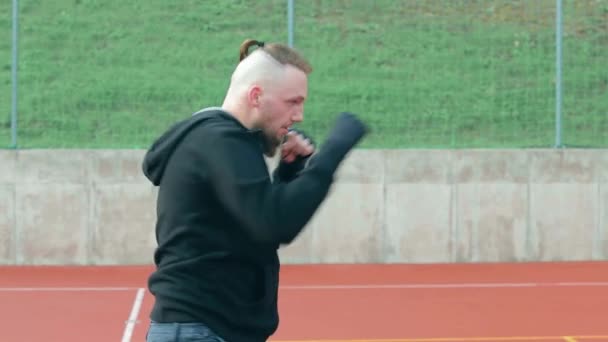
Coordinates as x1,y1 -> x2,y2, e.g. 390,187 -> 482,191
260,128 -> 283,158
251,114 -> 284,158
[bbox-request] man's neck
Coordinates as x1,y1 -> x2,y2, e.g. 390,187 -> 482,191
222,100 -> 255,129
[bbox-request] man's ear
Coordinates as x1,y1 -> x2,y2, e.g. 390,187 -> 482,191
247,85 -> 263,108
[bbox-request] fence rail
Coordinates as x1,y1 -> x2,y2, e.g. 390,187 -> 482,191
3,0 -> 607,149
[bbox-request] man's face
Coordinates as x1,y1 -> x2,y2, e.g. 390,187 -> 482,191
254,66 -> 308,157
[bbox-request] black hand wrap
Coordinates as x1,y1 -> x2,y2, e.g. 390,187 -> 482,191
307,112 -> 368,175
325,112 -> 367,148
272,128 -> 316,183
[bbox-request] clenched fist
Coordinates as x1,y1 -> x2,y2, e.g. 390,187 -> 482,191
281,130 -> 314,163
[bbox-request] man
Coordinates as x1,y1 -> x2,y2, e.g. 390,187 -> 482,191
142,39 -> 367,342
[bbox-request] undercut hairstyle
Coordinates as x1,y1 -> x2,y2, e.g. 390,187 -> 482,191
238,39 -> 313,75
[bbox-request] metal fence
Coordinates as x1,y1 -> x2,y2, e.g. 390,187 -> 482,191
3,0 -> 607,149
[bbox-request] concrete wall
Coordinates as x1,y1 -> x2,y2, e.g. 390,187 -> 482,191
0,149 -> 606,265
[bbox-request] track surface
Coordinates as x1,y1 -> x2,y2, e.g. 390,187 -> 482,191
1,262 -> 607,342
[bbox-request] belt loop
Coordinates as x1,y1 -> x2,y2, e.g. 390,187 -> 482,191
174,322 -> 180,340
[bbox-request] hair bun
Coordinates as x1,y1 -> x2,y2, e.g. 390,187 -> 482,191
239,39 -> 265,62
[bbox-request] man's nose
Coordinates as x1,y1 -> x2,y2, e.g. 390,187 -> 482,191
292,107 -> 304,122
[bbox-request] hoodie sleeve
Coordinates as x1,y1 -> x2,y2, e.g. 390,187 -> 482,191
194,130 -> 329,246
197,124 -> 363,246
271,154 -> 310,184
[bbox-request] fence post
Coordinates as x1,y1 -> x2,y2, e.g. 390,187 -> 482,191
287,0 -> 294,47
11,0 -> 18,149
555,0 -> 563,148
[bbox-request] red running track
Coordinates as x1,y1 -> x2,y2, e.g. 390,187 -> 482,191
0,261 -> 607,342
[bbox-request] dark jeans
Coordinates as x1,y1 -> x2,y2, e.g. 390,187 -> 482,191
146,321 -> 227,342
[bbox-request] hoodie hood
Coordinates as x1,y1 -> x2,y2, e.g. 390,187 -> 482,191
142,108 -> 227,186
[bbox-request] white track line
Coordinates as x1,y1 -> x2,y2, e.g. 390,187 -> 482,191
121,288 -> 145,342
1,281 -> 608,292
279,281 -> 608,290
0,287 -> 138,291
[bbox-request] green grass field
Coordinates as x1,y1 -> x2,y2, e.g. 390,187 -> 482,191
0,0 -> 606,149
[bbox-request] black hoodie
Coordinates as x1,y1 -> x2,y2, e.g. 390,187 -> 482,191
142,107 -> 366,342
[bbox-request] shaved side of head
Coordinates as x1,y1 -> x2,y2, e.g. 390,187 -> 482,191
222,39 -> 312,117
221,39 -> 313,156
232,38 -> 312,92
227,49 -> 287,95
